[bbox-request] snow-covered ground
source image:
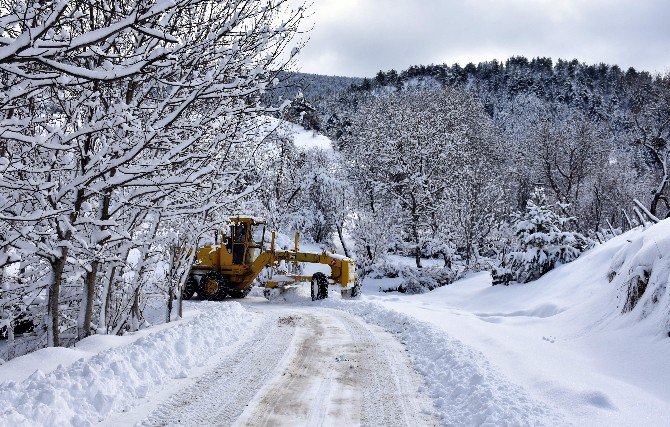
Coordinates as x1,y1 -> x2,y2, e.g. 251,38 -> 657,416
2,227 -> 669,426
0,303 -> 257,425
349,227 -> 670,426
258,116 -> 334,152
0,292 -> 438,426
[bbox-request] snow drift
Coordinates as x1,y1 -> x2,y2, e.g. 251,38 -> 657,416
0,302 -> 253,426
339,223 -> 670,425
609,219 -> 670,335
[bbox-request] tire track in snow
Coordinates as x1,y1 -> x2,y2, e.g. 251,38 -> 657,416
331,308 -> 437,426
141,313 -> 296,426
236,307 -> 438,427
138,301 -> 439,427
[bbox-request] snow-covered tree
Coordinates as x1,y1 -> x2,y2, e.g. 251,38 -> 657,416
251,123 -> 350,249
283,91 -> 322,131
342,88 -> 503,268
0,0 -> 305,355
629,75 -> 670,219
507,189 -> 590,283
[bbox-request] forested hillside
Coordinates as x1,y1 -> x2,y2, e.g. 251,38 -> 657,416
263,72 -> 362,108
275,58 -> 669,292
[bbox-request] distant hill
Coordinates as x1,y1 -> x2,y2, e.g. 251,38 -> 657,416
346,57 -> 667,123
264,72 -> 362,106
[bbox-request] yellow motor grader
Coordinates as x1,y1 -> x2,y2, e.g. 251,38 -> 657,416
183,217 -> 361,301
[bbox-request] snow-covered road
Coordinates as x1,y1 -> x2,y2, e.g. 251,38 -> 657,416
111,298 -> 437,426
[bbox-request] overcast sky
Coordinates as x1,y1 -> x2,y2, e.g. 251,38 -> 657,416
293,0 -> 670,78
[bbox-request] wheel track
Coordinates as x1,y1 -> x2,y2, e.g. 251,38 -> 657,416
139,302 -> 438,427
237,306 -> 438,427
327,308 -> 437,427
235,313 -> 337,426
141,313 -> 296,426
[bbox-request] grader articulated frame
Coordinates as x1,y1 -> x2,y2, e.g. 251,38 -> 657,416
183,217 -> 360,301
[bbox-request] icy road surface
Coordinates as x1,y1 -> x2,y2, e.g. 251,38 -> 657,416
120,298 -> 438,426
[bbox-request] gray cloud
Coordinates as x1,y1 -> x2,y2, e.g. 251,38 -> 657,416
294,0 -> 670,77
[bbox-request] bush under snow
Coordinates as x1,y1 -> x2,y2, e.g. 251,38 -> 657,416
608,219 -> 670,335
365,261 -> 456,294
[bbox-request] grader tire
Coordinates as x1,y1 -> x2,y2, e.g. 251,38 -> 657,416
311,272 -> 329,301
227,287 -> 251,299
199,272 -> 228,301
183,277 -> 198,300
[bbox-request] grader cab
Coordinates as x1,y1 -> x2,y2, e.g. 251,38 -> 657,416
184,217 -> 360,301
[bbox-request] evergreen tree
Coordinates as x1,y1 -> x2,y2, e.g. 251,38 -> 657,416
283,91 -> 322,131
507,189 -> 590,283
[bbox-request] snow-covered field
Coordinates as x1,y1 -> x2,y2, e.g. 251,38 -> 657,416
1,227 -> 669,426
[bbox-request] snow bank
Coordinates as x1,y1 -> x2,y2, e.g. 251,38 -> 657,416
322,299 -> 564,426
257,116 -> 333,151
0,302 -> 253,426
608,219 -> 670,335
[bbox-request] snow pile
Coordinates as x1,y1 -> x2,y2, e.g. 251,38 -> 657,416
322,299 -> 564,426
0,302 -> 253,426
608,219 -> 670,335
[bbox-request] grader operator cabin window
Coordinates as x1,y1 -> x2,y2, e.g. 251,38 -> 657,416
232,222 -> 248,264
249,224 -> 266,262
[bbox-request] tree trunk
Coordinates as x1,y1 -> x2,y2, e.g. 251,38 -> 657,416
81,260 -> 99,338
6,320 -> 14,360
414,247 -> 422,269
1,299 -> 15,359
83,183 -> 113,338
48,248 -> 69,347
442,252 -> 452,269
166,286 -> 174,324
337,225 -> 350,258
178,293 -> 183,319
410,194 -> 422,268
130,286 -> 141,332
97,264 -> 116,335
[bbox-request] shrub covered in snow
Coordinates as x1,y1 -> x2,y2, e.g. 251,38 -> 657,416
491,265 -> 514,286
366,261 -> 456,294
608,220 -> 670,334
507,189 -> 591,283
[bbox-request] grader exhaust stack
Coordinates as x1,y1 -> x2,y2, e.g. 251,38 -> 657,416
183,217 -> 361,301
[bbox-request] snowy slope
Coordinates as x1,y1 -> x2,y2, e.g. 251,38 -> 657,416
352,227 -> 670,426
257,116 -> 334,152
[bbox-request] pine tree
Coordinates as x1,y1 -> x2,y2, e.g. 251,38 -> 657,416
507,189 -> 590,283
